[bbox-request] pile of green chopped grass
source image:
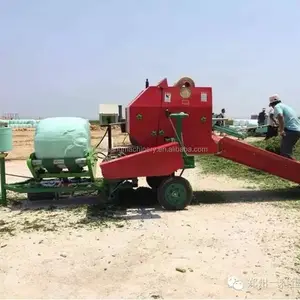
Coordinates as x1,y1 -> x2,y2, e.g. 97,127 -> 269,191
197,136 -> 300,189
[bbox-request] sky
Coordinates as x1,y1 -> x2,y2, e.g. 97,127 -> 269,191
1,0 -> 300,119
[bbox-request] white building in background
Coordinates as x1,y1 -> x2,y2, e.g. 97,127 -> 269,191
98,104 -> 125,125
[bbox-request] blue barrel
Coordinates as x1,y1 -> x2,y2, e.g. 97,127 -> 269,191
0,127 -> 13,152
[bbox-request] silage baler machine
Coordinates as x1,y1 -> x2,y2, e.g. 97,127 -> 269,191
0,77 -> 218,210
2,76 -> 299,210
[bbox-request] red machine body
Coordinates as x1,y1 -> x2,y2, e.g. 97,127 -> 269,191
101,142 -> 184,179
101,77 -> 300,184
214,135 -> 300,184
125,78 -> 218,154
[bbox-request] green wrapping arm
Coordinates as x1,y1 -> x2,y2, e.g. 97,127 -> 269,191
213,125 -> 247,139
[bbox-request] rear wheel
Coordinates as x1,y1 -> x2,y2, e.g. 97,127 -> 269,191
157,176 -> 193,210
116,187 -> 136,206
135,187 -> 157,206
146,173 -> 174,189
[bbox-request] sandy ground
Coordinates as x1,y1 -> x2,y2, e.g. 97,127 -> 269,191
0,159 -> 300,298
0,129 -> 300,298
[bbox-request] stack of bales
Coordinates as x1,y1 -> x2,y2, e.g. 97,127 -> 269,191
228,119 -> 259,133
0,119 -> 39,129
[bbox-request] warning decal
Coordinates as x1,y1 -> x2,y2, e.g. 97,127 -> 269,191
201,92 -> 207,102
164,93 -> 171,102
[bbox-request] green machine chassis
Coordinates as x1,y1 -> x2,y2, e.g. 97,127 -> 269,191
0,149 -> 106,206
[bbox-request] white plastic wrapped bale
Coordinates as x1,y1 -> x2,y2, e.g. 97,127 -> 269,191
246,120 -> 258,127
239,120 -> 246,126
34,117 -> 91,159
232,120 -> 240,126
233,119 -> 258,128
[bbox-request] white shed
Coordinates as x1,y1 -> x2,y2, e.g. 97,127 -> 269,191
98,104 -> 119,125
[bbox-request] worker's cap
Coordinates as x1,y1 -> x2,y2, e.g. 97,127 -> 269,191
269,94 -> 280,105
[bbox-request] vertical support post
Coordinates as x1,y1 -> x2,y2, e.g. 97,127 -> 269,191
118,105 -> 123,122
0,153 -> 7,206
175,118 -> 183,146
107,125 -> 112,153
169,112 -> 189,150
169,113 -> 196,169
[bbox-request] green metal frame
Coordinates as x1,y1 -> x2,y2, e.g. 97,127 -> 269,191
26,149 -> 98,181
5,178 -> 104,194
169,112 -> 195,169
0,149 -> 105,206
0,153 -> 7,205
0,149 -> 138,206
213,124 -> 247,139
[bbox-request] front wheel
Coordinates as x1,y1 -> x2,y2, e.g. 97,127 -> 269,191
157,176 -> 193,210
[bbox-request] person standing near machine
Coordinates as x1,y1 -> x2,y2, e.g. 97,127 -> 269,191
269,94 -> 300,159
265,106 -> 278,140
215,108 -> 226,126
215,108 -> 226,136
258,108 -> 266,126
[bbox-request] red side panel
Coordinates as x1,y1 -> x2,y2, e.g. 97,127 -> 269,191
157,87 -> 216,154
217,137 -> 300,184
127,86 -> 162,148
100,142 -> 184,180
126,77 -> 216,154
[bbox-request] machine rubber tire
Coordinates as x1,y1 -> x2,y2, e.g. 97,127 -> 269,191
117,188 -> 136,206
129,135 -> 140,147
27,192 -> 55,201
157,176 -> 193,211
135,187 -> 157,206
174,77 -> 195,88
146,174 -> 174,189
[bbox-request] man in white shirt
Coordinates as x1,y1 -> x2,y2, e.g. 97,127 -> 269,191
265,106 -> 278,140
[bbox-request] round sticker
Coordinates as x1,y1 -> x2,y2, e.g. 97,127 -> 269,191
180,87 -> 191,99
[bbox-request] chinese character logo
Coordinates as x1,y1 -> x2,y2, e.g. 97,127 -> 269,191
227,276 -> 244,291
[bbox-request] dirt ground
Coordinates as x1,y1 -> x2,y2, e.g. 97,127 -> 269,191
0,129 -> 300,299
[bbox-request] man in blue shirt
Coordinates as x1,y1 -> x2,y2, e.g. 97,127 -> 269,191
269,94 -> 300,159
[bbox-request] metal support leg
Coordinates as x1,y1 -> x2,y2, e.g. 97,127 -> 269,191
108,125 -> 112,152
0,153 -> 7,206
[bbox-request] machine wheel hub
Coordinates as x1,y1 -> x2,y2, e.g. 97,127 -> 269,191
165,183 -> 187,205
157,176 -> 193,210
